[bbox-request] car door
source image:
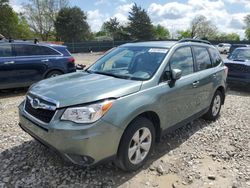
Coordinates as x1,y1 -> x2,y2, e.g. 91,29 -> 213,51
192,46 -> 216,111
12,44 -> 49,86
158,46 -> 201,129
0,43 -> 17,89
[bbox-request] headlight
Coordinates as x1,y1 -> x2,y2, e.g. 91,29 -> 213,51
61,100 -> 113,124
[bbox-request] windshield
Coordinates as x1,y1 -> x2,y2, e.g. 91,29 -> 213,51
87,46 -> 168,80
228,48 -> 250,61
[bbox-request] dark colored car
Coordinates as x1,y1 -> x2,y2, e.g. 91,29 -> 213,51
224,47 -> 250,86
0,40 -> 76,89
228,44 -> 249,55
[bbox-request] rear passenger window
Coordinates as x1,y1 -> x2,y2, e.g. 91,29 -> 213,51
208,48 -> 222,67
0,44 -> 12,57
14,44 -> 60,56
170,47 -> 194,76
193,46 -> 212,71
38,46 -> 60,55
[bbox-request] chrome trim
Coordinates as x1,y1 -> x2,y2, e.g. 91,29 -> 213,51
23,93 -> 59,125
23,99 -> 51,126
28,91 -> 60,108
27,95 -> 57,111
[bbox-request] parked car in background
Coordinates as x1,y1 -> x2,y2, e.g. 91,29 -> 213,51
0,40 -> 76,90
228,44 -> 249,55
224,47 -> 250,86
217,43 -> 231,54
19,39 -> 227,171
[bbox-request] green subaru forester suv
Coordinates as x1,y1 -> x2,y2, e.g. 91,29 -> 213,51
19,39 -> 227,171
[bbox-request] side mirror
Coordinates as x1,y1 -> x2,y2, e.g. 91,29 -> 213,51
171,69 -> 182,80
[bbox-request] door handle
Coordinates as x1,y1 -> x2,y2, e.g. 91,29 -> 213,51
192,81 -> 200,88
41,59 -> 49,62
213,73 -> 217,78
4,61 -> 15,65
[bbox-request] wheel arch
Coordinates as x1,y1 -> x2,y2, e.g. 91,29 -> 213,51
118,110 -> 162,148
216,85 -> 226,104
44,68 -> 65,78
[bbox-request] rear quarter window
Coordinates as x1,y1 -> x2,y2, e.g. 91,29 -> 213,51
208,48 -> 223,67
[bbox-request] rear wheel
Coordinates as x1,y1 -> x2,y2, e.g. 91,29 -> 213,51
115,117 -> 155,171
203,90 -> 222,121
45,70 -> 63,78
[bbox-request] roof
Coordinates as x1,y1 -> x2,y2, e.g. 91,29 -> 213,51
121,41 -> 177,48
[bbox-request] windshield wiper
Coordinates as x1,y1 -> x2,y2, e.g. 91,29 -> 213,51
85,69 -> 93,74
91,71 -> 131,79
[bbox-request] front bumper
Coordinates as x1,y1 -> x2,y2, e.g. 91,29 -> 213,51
18,102 -> 123,166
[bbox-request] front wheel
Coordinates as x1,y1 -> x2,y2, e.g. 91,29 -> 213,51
203,90 -> 223,121
45,70 -> 63,78
115,117 -> 155,171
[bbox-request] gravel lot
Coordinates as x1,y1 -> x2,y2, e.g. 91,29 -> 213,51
0,53 -> 249,188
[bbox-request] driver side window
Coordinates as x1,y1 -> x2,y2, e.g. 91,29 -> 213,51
169,47 -> 194,76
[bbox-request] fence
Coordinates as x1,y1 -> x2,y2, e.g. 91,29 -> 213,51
64,41 -> 130,53
64,40 -> 250,53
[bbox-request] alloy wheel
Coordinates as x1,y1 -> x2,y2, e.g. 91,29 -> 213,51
128,127 -> 152,165
212,95 -> 221,117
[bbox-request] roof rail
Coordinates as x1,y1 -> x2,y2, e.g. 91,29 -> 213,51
5,38 -> 39,44
178,38 -> 211,45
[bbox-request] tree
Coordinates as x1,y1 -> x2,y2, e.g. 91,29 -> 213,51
24,0 -> 68,41
0,0 -> 18,38
16,13 -> 34,39
246,28 -> 250,41
153,24 -> 170,40
101,17 -> 130,40
244,14 -> 250,40
102,17 -> 120,40
177,29 -> 192,39
190,15 -> 217,40
0,0 -> 8,6
127,3 -> 154,40
215,32 -> 240,41
55,7 -> 91,42
0,0 -> 33,39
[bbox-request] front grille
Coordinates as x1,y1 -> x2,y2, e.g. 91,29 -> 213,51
226,63 -> 250,73
24,98 -> 56,123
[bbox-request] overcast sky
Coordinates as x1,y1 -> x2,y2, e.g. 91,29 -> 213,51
10,0 -> 250,39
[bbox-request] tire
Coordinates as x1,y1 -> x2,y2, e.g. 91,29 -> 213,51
45,70 -> 63,78
203,90 -> 223,121
115,117 -> 155,171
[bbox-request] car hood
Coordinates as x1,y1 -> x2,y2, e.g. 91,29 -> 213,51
29,72 -> 142,108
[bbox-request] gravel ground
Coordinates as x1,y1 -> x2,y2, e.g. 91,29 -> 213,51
0,53 -> 249,188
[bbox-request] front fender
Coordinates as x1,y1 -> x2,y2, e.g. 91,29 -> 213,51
102,91 -> 161,130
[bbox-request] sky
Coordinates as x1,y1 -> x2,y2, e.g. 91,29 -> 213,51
10,0 -> 250,39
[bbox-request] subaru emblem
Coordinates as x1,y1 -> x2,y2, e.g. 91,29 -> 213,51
31,98 -> 40,109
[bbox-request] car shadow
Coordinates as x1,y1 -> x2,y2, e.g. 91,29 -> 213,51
0,88 -> 28,99
227,85 -> 250,97
0,118 -> 211,187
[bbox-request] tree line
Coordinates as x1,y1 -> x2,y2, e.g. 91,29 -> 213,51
1,0 -> 250,42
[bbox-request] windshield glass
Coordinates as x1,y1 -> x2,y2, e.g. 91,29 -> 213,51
88,46 -> 168,80
228,48 -> 250,61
